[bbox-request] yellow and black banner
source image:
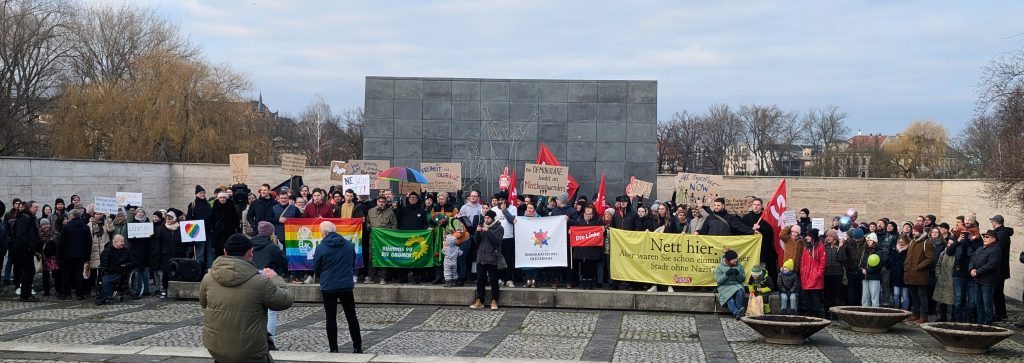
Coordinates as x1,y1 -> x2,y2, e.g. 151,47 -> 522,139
609,228 -> 761,286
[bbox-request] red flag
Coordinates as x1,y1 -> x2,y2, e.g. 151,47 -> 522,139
569,226 -> 604,247
595,174 -> 608,212
509,170 -> 519,207
536,143 -> 579,197
761,179 -> 788,268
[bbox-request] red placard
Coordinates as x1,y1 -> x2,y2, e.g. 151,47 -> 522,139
570,226 -> 604,247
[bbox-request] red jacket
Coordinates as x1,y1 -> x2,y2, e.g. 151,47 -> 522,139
304,202 -> 334,218
800,242 -> 826,290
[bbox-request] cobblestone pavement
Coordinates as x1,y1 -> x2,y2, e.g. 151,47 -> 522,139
0,295 -> 1020,362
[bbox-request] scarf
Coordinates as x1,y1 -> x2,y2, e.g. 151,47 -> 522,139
165,221 -> 179,231
896,241 -> 909,253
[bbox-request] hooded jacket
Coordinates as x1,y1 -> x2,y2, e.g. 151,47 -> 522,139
994,225 -> 1014,279
903,237 -> 935,286
800,240 -> 825,290
200,256 -> 293,363
251,235 -> 287,276
313,232 -> 355,292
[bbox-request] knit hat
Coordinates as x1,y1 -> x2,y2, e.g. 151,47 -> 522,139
938,222 -> 950,230
800,208 -> 810,215
55,198 -> 65,206
557,192 -> 569,204
912,223 -> 924,234
783,259 -> 794,270
225,233 -> 253,255
165,211 -> 176,220
257,221 -> 273,237
485,210 -> 497,219
751,264 -> 763,276
494,191 -> 508,200
825,229 -> 838,239
615,195 -> 629,202
866,232 -> 878,243
723,250 -> 738,261
195,185 -> 205,195
39,218 -> 50,226
850,228 -> 864,239
604,207 -> 615,215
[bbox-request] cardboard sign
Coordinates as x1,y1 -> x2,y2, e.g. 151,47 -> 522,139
420,162 -> 461,192
94,196 -> 119,214
626,177 -> 654,198
343,175 -> 371,196
329,160 -> 349,181
280,153 -> 307,176
127,222 -> 154,238
676,173 -> 723,204
522,163 -> 569,197
229,153 -> 249,184
781,210 -> 797,227
399,182 -> 422,196
349,160 -> 390,189
180,220 -> 207,243
812,218 -> 825,235
115,192 -> 143,207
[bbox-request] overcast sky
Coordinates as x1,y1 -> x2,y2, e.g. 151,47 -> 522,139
145,0 -> 1024,135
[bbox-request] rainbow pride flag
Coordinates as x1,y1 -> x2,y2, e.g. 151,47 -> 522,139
285,218 -> 364,271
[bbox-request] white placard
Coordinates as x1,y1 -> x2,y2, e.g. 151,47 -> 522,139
514,216 -> 569,268
179,220 -> 207,243
116,192 -> 143,207
812,218 -> 825,235
127,223 -> 154,238
94,196 -> 119,215
343,175 -> 371,196
781,210 -> 797,227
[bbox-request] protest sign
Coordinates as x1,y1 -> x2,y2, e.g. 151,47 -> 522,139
343,175 -> 371,196
127,222 -> 154,238
115,192 -> 143,207
350,160 -> 390,189
229,153 -> 249,184
569,226 -> 604,247
626,177 -> 654,198
399,182 -> 422,196
781,210 -> 797,227
280,153 -> 307,176
94,196 -> 119,214
676,173 -> 723,204
522,163 -> 569,197
514,216 -> 568,268
812,218 -> 825,235
420,162 -> 461,192
329,161 -> 349,181
179,220 -> 207,243
285,218 -> 364,271
609,228 -> 761,286
371,228 -> 436,268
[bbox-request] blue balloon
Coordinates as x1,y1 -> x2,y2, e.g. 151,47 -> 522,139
839,216 -> 852,232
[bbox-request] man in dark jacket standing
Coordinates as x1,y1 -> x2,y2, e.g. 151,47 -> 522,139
700,197 -> 757,236
313,221 -> 362,353
971,230 -> 1002,325
741,198 -> 777,284
610,195 -> 637,231
201,234 -> 293,362
14,201 -> 40,302
248,184 -> 277,228
59,209 -> 92,300
397,192 -> 428,284
988,215 -> 1013,321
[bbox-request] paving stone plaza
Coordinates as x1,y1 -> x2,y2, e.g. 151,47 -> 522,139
0,295 -> 1021,362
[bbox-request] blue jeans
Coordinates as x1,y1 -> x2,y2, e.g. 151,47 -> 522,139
99,274 -> 121,301
781,292 -> 798,312
726,289 -> 746,316
978,283 -> 995,325
952,277 -> 968,322
893,286 -> 910,309
457,239 -> 472,280
267,309 -> 278,337
967,281 -> 981,323
862,280 -> 880,307
195,241 -> 210,269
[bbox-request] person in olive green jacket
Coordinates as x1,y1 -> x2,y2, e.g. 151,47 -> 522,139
201,234 -> 294,363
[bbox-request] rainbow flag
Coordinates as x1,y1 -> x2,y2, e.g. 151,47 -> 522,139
285,218 -> 364,271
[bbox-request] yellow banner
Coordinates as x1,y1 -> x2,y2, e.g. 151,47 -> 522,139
609,228 -> 761,286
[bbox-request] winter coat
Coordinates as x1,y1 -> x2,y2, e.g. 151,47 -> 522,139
210,200 -> 240,252
950,236 -> 982,278
699,209 -> 754,236
903,238 -> 934,286
128,222 -> 155,268
200,255 -> 294,363
746,273 -> 773,297
14,213 -> 41,255
271,203 -> 303,243
247,197 -> 276,228
778,270 -> 801,293
611,208 -> 638,231
800,241 -> 825,290
842,239 -> 867,276
969,243 -> 1001,286
859,245 -> 882,281
313,232 -> 356,292
824,243 -> 846,277
715,261 -> 746,305
367,207 -> 397,229
89,217 -> 114,268
154,222 -> 181,271
994,225 -> 1014,279
186,197 -> 213,222
928,237 -> 946,285
890,248 -> 908,287
877,231 -> 897,267
933,248 -> 955,305
742,211 -> 777,269
633,215 -> 656,232
100,243 -> 133,276
59,218 -> 92,260
398,204 -> 428,230
781,232 -> 804,273
251,235 -> 287,277
335,201 -> 364,219
475,222 -> 505,266
304,201 -> 334,219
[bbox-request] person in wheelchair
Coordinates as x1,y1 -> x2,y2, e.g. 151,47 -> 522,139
96,235 -> 134,305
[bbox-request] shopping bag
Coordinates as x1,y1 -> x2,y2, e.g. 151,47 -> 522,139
746,294 -> 765,316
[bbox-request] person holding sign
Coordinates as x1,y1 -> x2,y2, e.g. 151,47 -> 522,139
715,250 -> 747,319
741,198 -> 778,285
699,197 -> 757,236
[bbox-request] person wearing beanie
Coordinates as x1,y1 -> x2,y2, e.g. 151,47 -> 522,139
797,208 -> 812,238
860,232 -> 884,307
152,210 -> 182,298
207,191 -> 241,270
740,197 -> 778,286
250,221 -> 287,350
746,263 -> 773,315
716,250 -> 746,319
800,230 -> 827,317
470,209 -> 505,311
49,197 -> 67,237
822,228 -> 846,314
843,226 -> 868,306
547,190 -> 578,289
904,225 -> 935,323
397,191 -> 429,284
201,233 -> 293,362
186,185 -> 213,265
778,259 -> 801,315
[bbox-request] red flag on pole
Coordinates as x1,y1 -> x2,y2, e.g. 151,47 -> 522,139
509,170 -> 519,207
536,143 -> 579,197
761,179 -> 788,268
595,173 -> 608,212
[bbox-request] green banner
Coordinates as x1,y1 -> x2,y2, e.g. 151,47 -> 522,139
371,228 -> 436,268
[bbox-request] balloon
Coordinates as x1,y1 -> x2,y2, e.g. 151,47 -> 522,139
839,216 -> 852,232
867,254 -> 880,267
845,208 -> 859,222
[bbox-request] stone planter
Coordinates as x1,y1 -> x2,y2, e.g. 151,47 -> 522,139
920,322 -> 1015,354
829,306 -> 911,333
740,315 -> 831,345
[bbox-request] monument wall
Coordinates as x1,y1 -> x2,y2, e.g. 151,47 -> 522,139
361,77 -> 659,198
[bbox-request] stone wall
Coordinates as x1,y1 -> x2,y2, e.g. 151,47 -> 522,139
362,77 -> 659,199
0,157 -> 1020,302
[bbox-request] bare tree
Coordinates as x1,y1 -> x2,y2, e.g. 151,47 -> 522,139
298,94 -> 338,166
738,104 -> 799,175
973,48 -> 1024,209
657,111 -> 702,173
801,105 -> 850,176
697,104 -> 743,174
0,0 -> 73,156
334,106 -> 364,161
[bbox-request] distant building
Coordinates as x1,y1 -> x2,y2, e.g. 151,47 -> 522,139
840,133 -> 890,178
724,143 -> 813,176
243,94 -> 302,161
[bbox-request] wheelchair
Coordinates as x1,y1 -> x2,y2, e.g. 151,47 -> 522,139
96,266 -> 145,304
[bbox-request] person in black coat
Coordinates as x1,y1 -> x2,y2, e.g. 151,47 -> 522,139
59,209 -> 92,300
152,211 -> 182,298
247,184 -> 277,229
741,198 -> 777,286
252,222 -> 287,276
96,235 -> 133,305
397,192 -> 428,284
699,197 -> 756,236
209,193 -> 241,262
610,195 -> 637,231
14,201 -> 41,301
988,215 -> 1013,321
